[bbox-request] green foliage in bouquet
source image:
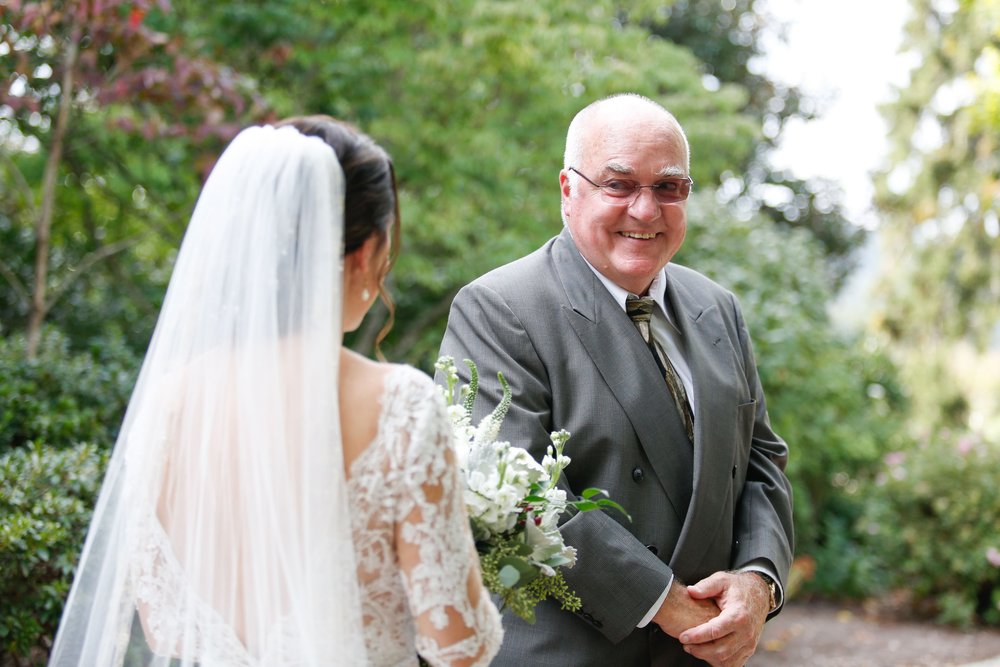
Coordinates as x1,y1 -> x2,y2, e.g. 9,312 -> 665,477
476,534 -> 582,623
436,356 -> 629,624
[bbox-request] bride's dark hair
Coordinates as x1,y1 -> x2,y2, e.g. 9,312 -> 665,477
276,115 -> 400,354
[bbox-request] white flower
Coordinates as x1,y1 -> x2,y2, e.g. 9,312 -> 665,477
436,357 -> 610,586
474,412 -> 504,447
523,517 -> 578,571
537,489 -> 567,532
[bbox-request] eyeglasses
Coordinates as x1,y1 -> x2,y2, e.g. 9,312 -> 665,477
568,167 -> 693,204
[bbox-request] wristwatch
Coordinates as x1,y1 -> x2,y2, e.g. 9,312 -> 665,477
753,572 -> 778,612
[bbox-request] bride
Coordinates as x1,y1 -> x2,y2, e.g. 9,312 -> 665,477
48,117 -> 502,666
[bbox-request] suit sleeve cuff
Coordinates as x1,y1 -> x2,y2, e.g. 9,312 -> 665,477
636,576 -> 672,628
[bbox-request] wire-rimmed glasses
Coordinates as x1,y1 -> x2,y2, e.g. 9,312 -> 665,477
568,166 -> 693,204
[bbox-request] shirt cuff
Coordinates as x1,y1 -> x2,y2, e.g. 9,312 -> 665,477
636,575 -> 672,628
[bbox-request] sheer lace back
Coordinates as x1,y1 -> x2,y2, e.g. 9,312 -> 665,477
130,364 -> 500,667
349,365 -> 502,667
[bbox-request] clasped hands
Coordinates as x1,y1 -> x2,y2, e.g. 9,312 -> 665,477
652,571 -> 771,667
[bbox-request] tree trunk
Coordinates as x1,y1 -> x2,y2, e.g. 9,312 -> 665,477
26,27 -> 79,358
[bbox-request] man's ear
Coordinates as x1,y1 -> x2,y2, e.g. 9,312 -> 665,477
560,170 -> 573,219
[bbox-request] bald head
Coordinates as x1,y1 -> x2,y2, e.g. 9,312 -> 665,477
563,94 -> 690,173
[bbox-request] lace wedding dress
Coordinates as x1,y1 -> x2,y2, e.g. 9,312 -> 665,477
129,365 -> 502,666
348,365 -> 503,666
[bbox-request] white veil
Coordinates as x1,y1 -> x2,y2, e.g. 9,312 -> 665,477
49,126 -> 368,665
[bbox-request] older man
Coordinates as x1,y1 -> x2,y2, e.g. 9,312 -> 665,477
438,93 -> 793,666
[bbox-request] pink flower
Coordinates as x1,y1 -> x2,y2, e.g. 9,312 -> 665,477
986,547 -> 1000,568
956,437 -> 974,456
884,451 -> 906,467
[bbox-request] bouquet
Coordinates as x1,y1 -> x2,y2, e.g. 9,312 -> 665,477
436,356 -> 628,623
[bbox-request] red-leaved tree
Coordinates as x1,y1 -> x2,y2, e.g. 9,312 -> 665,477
1,0 -> 268,356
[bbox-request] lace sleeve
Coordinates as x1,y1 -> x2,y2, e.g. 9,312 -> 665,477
391,371 -> 503,667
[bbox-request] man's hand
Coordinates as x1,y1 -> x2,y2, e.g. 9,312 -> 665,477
677,571 -> 771,667
652,579 -> 720,639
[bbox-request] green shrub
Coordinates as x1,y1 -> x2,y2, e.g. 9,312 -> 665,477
0,442 -> 109,661
861,432 -> 1000,627
0,329 -> 139,452
802,501 -> 890,598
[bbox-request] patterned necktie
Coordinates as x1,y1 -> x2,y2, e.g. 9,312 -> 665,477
625,295 -> 695,442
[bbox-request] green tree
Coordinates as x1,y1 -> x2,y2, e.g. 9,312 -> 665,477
868,0 -> 1000,439
873,0 -> 1000,349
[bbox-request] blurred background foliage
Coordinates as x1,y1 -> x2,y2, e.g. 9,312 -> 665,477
1,0 -> 998,661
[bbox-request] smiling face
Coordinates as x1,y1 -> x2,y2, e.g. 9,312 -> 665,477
560,100 -> 690,296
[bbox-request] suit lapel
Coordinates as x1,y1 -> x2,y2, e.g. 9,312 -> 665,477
664,269 -> 742,572
551,230 -> 693,524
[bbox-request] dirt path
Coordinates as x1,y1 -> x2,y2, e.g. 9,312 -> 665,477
749,601 -> 1000,667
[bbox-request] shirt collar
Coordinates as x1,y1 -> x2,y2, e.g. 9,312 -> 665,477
579,256 -> 679,330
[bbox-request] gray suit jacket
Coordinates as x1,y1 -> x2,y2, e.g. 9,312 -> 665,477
438,229 -> 794,666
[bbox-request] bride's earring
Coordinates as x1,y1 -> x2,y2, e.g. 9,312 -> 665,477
361,286 -> 371,301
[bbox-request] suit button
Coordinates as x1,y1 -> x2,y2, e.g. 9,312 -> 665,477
632,467 -> 644,482
646,544 -> 658,555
